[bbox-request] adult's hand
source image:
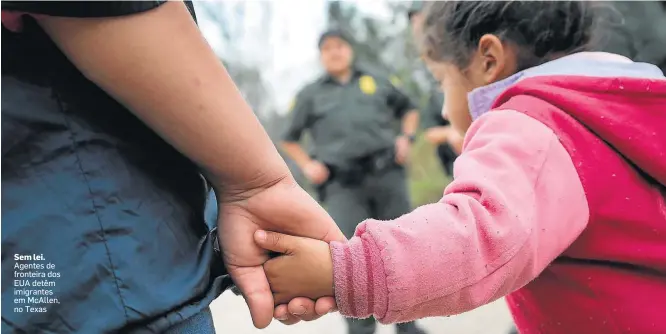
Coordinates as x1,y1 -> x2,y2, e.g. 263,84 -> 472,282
218,177 -> 345,328
424,126 -> 450,145
448,128 -> 465,155
303,160 -> 330,185
395,135 -> 412,165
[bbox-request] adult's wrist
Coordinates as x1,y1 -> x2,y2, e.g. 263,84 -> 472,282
401,133 -> 416,144
215,170 -> 295,204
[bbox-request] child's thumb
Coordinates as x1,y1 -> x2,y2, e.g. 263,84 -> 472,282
254,230 -> 299,254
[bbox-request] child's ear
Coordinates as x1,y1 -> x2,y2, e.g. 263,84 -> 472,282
478,34 -> 511,84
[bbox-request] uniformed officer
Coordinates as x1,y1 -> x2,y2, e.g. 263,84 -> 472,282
281,30 -> 426,334
408,2 -> 462,176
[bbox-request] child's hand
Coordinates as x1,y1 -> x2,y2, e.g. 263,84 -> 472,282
254,230 -> 335,305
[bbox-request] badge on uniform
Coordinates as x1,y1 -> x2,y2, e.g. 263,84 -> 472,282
287,97 -> 296,113
359,75 -> 377,95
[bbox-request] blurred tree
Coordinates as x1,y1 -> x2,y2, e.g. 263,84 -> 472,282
218,61 -> 304,186
195,2 -> 284,138
196,1 -> 234,42
326,1 -> 430,101
221,59 -> 272,119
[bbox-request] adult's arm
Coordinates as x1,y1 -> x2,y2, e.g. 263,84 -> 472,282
37,1 -> 289,196
400,110 -> 420,138
448,130 -> 464,155
386,79 -> 419,137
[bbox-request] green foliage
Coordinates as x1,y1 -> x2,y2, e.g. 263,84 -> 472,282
408,137 -> 451,208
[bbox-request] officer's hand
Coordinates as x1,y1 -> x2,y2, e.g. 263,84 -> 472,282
424,126 -> 450,145
395,135 -> 411,165
448,128 -> 464,155
303,160 -> 330,185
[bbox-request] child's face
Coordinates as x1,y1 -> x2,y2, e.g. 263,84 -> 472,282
425,60 -> 475,135
425,35 -> 519,134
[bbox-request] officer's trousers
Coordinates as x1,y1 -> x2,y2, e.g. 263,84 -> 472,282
325,166 -> 410,238
323,166 -> 422,334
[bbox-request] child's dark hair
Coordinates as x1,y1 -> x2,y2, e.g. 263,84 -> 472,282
422,1 -> 596,71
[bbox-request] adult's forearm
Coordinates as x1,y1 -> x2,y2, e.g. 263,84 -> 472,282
281,142 -> 312,170
401,110 -> 420,136
424,127 -> 449,145
38,2 -> 290,193
448,130 -> 464,155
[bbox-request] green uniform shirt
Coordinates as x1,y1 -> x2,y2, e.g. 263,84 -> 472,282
283,68 -> 416,167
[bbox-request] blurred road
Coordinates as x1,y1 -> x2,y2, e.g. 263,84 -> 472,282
211,291 -> 514,334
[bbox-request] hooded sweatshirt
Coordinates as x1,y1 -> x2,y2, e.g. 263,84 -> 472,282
330,52 -> 666,334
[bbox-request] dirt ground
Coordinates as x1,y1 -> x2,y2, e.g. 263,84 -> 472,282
211,291 -> 515,334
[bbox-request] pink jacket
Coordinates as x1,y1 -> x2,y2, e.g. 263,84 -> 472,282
330,53 -> 666,332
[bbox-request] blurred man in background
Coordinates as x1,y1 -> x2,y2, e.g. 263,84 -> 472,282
280,30 -> 425,334
596,1 -> 666,74
408,2 -> 462,177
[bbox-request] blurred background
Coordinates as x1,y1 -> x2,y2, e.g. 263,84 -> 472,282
194,0 -> 666,210
193,1 -> 666,333
196,0 -> 451,208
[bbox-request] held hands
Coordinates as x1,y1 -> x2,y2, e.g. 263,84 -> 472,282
217,177 -> 344,328
254,230 -> 335,304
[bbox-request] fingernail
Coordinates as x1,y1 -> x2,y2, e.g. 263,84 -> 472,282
292,306 -> 307,316
275,314 -> 288,321
256,230 -> 266,242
